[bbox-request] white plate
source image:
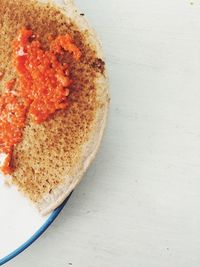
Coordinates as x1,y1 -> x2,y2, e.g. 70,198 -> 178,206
0,174 -> 68,265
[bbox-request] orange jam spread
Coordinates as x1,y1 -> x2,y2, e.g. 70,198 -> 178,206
0,28 -> 81,174
6,79 -> 16,90
0,92 -> 27,174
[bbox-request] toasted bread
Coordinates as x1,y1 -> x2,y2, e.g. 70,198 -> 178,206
0,0 -> 109,215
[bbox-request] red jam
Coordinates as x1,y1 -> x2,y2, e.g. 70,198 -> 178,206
6,79 -> 16,90
0,28 -> 81,174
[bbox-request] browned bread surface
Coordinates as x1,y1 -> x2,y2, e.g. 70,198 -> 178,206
0,0 -> 105,202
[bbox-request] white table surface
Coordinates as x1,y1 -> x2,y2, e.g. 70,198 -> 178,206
7,0 -> 200,266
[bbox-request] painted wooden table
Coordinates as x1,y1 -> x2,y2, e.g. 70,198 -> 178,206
7,0 -> 200,266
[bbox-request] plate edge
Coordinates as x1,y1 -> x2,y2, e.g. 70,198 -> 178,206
0,193 -> 71,266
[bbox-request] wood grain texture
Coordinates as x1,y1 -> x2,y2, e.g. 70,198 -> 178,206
7,0 -> 200,266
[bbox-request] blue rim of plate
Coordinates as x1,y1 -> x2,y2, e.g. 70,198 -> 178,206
0,193 -> 72,266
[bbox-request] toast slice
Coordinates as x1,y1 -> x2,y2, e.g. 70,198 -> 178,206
0,0 -> 109,215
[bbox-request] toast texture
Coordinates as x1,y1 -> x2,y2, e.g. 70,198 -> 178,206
0,0 -> 109,214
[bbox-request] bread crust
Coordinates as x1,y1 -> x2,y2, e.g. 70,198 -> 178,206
0,0 -> 109,215
36,0 -> 109,215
